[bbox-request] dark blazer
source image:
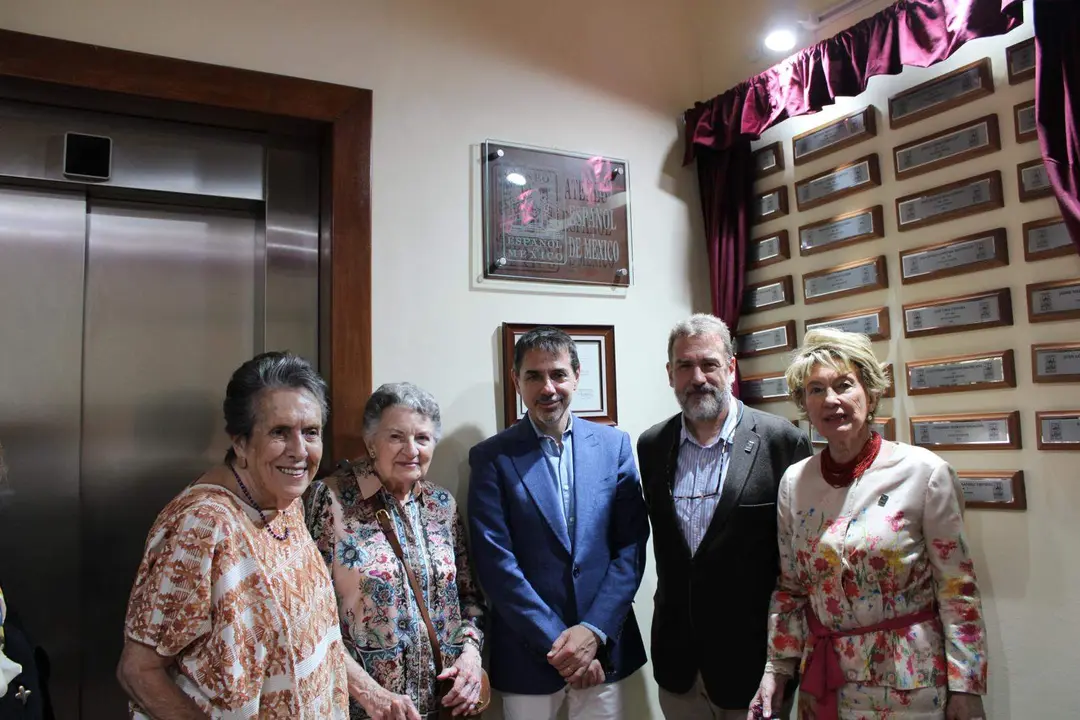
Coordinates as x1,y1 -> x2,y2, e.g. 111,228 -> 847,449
468,418 -> 649,695
637,404 -> 812,709
0,609 -> 53,720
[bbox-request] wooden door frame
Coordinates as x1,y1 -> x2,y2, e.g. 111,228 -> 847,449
0,29 -> 372,463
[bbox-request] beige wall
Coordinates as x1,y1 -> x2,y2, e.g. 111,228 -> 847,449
742,7 -> 1080,717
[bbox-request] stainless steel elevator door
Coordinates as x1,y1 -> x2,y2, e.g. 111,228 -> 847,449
80,200 -> 258,718
0,184 -> 88,720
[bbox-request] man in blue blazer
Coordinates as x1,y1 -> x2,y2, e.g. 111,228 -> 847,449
469,327 -> 649,720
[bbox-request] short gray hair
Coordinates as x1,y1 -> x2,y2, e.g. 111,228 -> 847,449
363,382 -> 443,443
667,313 -> 734,362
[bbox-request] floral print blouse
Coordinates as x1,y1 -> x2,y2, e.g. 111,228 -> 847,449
305,460 -> 485,719
765,442 -> 988,695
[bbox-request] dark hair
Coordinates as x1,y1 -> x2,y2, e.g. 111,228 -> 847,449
222,352 -> 329,462
513,327 -> 580,375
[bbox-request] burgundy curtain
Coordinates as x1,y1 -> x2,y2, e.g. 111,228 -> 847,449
1034,0 -> 1080,253
683,0 -> 1024,357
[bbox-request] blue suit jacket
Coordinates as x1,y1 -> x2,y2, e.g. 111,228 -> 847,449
468,417 -> 649,694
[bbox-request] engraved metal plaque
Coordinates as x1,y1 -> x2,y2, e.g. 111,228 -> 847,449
793,107 -> 876,166
1023,217 -> 1073,261
754,186 -> 789,223
749,230 -> 790,269
900,229 -> 1008,284
889,59 -> 994,129
743,276 -> 794,314
903,289 -> 1012,338
736,320 -> 795,358
740,373 -> 789,403
1032,343 -> 1080,383
803,256 -> 887,304
894,115 -> 999,180
1014,100 -> 1037,143
1037,411 -> 1080,450
1018,159 -> 1054,201
911,411 -> 1021,450
896,172 -> 1003,231
805,306 -> 890,341
906,350 -> 1015,395
1028,279 -> 1080,322
958,471 -> 1026,509
754,142 -> 784,179
795,155 -> 880,211
1007,38 -> 1036,85
799,206 -> 883,255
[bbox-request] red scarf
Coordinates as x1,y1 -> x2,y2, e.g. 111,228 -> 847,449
820,431 -> 881,488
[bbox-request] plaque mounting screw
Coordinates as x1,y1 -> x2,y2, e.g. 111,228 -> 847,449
496,257 -> 507,267
487,148 -> 505,161
615,268 -> 628,277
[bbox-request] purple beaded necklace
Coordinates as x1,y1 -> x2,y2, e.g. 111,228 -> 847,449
229,462 -> 289,542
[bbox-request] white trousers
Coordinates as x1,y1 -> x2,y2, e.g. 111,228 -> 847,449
501,678 -> 625,720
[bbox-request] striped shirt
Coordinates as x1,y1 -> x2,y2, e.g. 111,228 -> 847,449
672,396 -> 741,555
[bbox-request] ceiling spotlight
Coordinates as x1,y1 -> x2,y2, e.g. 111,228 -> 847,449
764,28 -> 797,53
506,172 -> 527,186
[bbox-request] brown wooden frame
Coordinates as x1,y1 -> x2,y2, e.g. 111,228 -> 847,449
893,114 -> 1001,181
902,288 -> 1013,338
0,29 -> 373,465
905,350 -> 1016,396
735,320 -> 796,358
738,371 -> 789,404
802,255 -> 888,305
795,154 -> 881,212
753,141 -> 785,179
888,58 -> 994,129
798,205 -> 885,256
899,229 -> 1009,285
742,275 -> 795,314
895,171 -> 1004,232
1007,38 -> 1037,85
1027,278 -> 1080,323
500,323 -> 618,429
958,471 -> 1027,510
1023,217 -> 1074,262
792,106 -> 877,166
882,364 -> 896,399
1017,158 -> 1055,202
1032,342 -> 1080,383
753,185 -> 789,223
910,411 -> 1022,451
1014,100 -> 1037,144
749,230 -> 791,270
805,306 -> 891,341
1036,410 -> 1080,451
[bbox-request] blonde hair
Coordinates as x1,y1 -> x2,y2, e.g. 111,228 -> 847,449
785,328 -> 890,417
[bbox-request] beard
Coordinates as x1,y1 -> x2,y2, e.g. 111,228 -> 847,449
678,383 -> 729,422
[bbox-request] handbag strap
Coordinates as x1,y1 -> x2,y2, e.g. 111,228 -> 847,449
372,491 -> 445,676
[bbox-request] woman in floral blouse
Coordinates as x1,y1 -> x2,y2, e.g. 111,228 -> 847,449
306,383 -> 486,720
749,329 -> 987,720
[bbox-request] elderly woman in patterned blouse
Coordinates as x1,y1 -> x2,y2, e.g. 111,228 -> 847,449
749,329 -> 988,720
118,352 -> 349,718
306,383 -> 486,720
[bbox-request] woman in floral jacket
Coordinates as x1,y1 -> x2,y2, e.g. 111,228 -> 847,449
749,329 -> 988,720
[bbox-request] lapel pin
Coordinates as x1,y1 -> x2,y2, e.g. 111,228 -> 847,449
878,494 -> 889,507
744,439 -> 756,453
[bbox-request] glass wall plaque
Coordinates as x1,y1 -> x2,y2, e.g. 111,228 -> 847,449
902,288 -> 1013,338
910,411 -> 1021,450
1014,100 -> 1037,144
1027,278 -> 1080,323
805,306 -> 890,341
749,230 -> 790,270
1018,158 -> 1054,202
742,276 -> 794,314
893,115 -> 1000,180
900,229 -> 1008,284
1036,410 -> 1080,450
906,350 -> 1015,395
736,320 -> 796,358
957,471 -> 1026,510
739,372 -> 789,403
753,141 -> 784,179
889,58 -> 994,129
792,106 -> 877,166
1023,217 -> 1074,261
896,171 -> 1004,232
481,141 -> 631,286
1007,38 -> 1036,85
753,185 -> 789,223
1032,342 -> 1080,383
803,255 -> 888,305
795,155 -> 881,211
798,206 -> 884,256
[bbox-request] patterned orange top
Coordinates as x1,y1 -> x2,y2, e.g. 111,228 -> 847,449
124,484 -> 349,719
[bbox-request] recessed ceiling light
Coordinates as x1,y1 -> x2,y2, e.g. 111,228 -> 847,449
764,28 -> 797,52
506,172 -> 527,186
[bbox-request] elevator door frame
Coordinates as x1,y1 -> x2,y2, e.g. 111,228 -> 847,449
0,27 -> 373,466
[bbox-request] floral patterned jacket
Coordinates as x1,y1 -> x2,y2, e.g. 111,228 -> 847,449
765,442 -> 988,694
305,460 -> 485,718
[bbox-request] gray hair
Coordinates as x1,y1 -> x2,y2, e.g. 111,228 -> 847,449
363,382 -> 443,443
667,313 -> 734,362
